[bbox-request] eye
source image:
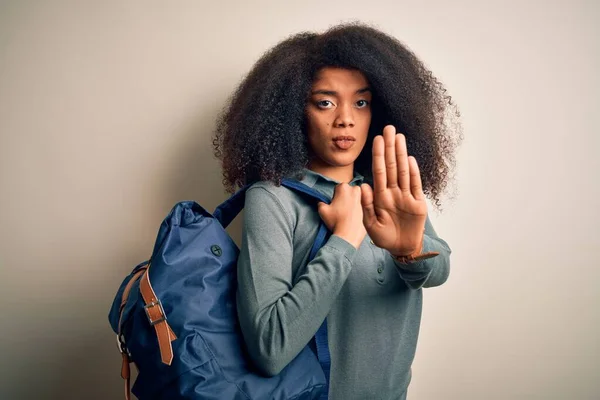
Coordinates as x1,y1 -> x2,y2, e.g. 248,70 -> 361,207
356,99 -> 370,108
316,100 -> 334,109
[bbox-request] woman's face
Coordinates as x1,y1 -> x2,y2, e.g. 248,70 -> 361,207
305,67 -> 372,175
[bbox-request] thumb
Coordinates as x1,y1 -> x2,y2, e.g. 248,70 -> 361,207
317,202 -> 334,231
317,201 -> 329,218
360,183 -> 376,228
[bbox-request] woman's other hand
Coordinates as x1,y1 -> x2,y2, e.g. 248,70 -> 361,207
318,183 -> 366,249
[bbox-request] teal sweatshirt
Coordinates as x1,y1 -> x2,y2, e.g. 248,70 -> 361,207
236,168 -> 452,400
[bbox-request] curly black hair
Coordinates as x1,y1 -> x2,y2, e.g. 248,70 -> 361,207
213,22 -> 463,211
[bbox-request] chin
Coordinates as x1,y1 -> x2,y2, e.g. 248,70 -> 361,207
327,155 -> 359,167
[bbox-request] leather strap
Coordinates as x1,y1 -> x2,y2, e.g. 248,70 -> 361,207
116,263 -> 177,400
117,268 -> 147,400
118,268 -> 147,331
139,267 -> 177,365
392,250 -> 440,264
121,353 -> 131,400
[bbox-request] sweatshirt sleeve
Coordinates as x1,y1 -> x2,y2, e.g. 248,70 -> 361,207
392,214 -> 452,290
236,186 -> 357,376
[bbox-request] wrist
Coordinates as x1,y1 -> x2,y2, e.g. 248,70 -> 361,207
334,229 -> 366,250
390,234 -> 440,264
390,234 -> 424,258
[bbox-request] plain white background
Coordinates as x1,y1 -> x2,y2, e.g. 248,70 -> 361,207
0,1 -> 598,399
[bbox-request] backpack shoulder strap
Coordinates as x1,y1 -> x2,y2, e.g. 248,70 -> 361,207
212,183 -> 252,228
280,179 -> 331,204
212,179 -> 331,228
214,179 -> 333,398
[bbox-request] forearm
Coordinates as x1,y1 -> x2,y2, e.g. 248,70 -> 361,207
237,235 -> 355,376
237,186 -> 357,376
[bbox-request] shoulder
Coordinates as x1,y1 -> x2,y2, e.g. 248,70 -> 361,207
244,181 -> 306,227
245,181 -> 305,209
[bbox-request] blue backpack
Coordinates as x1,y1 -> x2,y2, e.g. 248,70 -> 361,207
108,179 -> 333,400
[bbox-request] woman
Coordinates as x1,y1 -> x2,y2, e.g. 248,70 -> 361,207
213,22 -> 462,400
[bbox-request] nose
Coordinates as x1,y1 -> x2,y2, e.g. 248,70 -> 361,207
333,103 -> 354,128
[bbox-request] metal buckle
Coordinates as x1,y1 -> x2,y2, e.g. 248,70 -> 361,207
144,300 -> 167,326
116,334 -> 131,357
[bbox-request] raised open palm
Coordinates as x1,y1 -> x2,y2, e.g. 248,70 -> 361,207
360,125 -> 428,257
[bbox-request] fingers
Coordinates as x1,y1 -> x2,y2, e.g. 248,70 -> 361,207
317,201 -> 327,212
374,125 -> 411,193
317,201 -> 328,219
332,182 -> 361,197
372,135 -> 386,193
360,183 -> 376,228
330,183 -> 363,212
383,125 -> 398,188
317,201 -> 333,232
395,132 -> 410,192
320,184 -> 366,247
408,156 -> 424,200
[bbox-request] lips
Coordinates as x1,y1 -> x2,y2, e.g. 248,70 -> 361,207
332,136 -> 356,150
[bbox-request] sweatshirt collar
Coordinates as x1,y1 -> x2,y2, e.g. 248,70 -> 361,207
299,168 -> 364,198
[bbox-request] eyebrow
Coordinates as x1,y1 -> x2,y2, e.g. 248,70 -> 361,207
311,87 -> 372,96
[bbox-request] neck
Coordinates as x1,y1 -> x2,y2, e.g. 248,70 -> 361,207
307,160 -> 354,183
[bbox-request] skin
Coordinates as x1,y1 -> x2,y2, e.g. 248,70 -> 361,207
305,67 -> 372,183
306,67 -> 428,257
